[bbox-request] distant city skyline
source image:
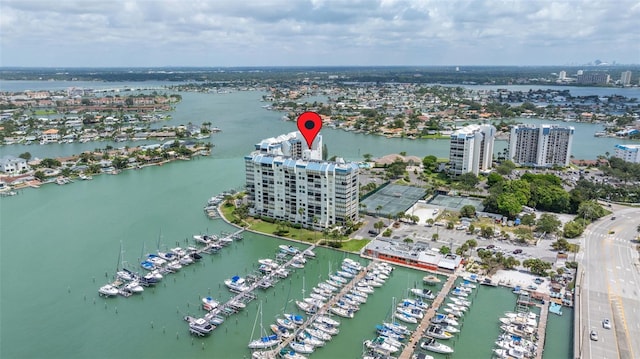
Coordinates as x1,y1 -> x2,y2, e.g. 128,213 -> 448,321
1,0 -> 638,68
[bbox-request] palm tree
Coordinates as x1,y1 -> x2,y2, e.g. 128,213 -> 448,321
375,205 -> 382,217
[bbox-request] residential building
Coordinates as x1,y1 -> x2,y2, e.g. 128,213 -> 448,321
41,128 -> 60,143
620,71 -> 632,86
254,131 -> 322,160
448,124 -> 495,176
509,124 -> 575,167
0,155 -> 30,174
613,144 -> 640,163
576,72 -> 610,85
245,132 -> 358,229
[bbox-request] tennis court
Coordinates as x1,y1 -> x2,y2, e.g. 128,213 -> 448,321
427,194 -> 484,212
360,184 -> 427,217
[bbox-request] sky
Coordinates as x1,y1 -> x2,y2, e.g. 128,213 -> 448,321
1,0 -> 639,68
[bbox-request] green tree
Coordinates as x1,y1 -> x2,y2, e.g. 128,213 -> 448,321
34,170 -> 46,181
536,213 -> 562,234
551,238 -> 571,251
481,226 -> 494,238
373,220 -> 385,234
460,205 -> 476,218
18,152 -> 32,161
563,220 -> 585,238
497,192 -> 523,218
457,172 -> 479,189
486,172 -> 504,187
40,158 -> 61,168
422,155 -> 438,173
496,160 -> 516,175
520,213 -> 536,226
576,201 -> 606,221
502,256 -> 521,270
363,153 -> 373,162
522,258 -> 552,276
439,246 -> 451,255
431,233 -> 440,241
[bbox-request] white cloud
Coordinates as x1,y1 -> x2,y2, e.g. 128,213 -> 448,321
0,0 -> 638,66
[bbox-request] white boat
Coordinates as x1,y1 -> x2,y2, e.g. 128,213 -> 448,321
355,283 -> 374,293
124,280 -> 144,293
410,288 -> 435,299
399,298 -> 429,310
382,322 -> 412,336
274,268 -> 290,278
99,284 -> 119,297
350,288 -> 369,299
325,279 -> 343,288
270,324 -> 292,338
289,341 -> 314,354
185,316 -> 215,336
279,349 -> 308,359
364,337 -> 401,354
225,275 -> 251,292
329,274 -> 347,284
279,245 -> 300,255
431,313 -> 459,327
146,254 -> 166,266
297,331 -> 325,347
248,334 -> 280,349
342,258 -> 362,270
312,322 -> 339,336
302,248 -> 316,257
330,306 -> 354,318
446,303 -> 468,312
284,313 -> 305,326
450,288 -> 469,297
449,297 -> 471,307
193,234 -> 218,244
343,293 -> 366,304
309,293 -> 327,302
394,311 -> 418,324
396,306 -> 424,319
202,296 -> 220,311
443,307 -> 464,318
157,251 -> 177,261
290,261 -> 305,269
276,317 -> 297,330
425,325 -> 454,340
315,315 -> 340,327
304,327 -> 331,341
336,270 -> 354,278
167,260 -> 182,271
318,282 -> 338,292
423,275 -> 441,285
460,280 -> 477,289
295,300 -> 318,314
454,286 -> 472,293
420,337 -> 454,354
116,269 -> 135,281
258,258 -> 279,268
303,297 -> 324,307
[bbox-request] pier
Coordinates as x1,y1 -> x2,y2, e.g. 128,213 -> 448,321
398,272 -> 459,359
258,261 -> 377,358
534,301 -> 549,359
201,244 -> 317,328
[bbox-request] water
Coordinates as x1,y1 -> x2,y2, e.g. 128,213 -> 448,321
0,82 -> 583,358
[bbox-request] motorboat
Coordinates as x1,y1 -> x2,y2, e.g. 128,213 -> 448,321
450,288 -> 469,297
178,255 -> 193,265
185,316 -> 215,336
425,325 -> 454,340
460,280 -> 476,289
309,292 -> 327,302
343,293 -> 366,304
302,248 -> 316,257
364,337 -> 401,354
449,297 -> 471,307
258,264 -> 273,274
336,270 -> 354,278
329,274 -> 348,284
303,297 -> 324,307
157,251 -> 176,261
342,258 -> 362,270
193,234 -> 218,244
454,286 -> 472,293
167,260 -> 182,272
335,299 -> 359,311
363,279 -> 383,288
410,288 -> 435,299
376,325 -> 406,341
330,306 -> 354,318
202,296 -> 220,311
270,324 -> 292,338
399,298 -> 429,310
350,288 -> 369,299
420,337 -> 454,354
443,307 -> 464,318
423,275 -> 441,285
431,313 -> 459,327
290,261 -> 304,269
140,260 -> 156,271
275,268 -> 290,278
279,245 -> 300,255
248,334 -> 280,349
325,279 -> 343,288
225,275 -> 251,292
186,247 -> 202,260
229,300 -> 246,310
289,341 -> 314,354
209,315 -> 225,325
315,315 -> 340,327
318,282 -> 338,292
312,286 -> 333,297
396,306 -> 424,319
446,303 -> 468,312
258,258 -> 279,269
124,280 -> 144,293
99,284 -> 119,297
146,254 -> 166,266
355,283 -> 374,294
116,269 -> 135,281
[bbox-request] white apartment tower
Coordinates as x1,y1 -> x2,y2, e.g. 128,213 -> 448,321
613,144 -> 640,163
245,132 -> 359,229
620,71 -> 632,86
254,131 -> 322,160
509,124 -> 574,167
449,124 -> 496,176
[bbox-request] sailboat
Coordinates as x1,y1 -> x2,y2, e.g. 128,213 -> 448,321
248,302 -> 281,349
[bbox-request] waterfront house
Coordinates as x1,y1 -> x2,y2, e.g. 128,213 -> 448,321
0,155 -> 30,174
41,128 -> 60,143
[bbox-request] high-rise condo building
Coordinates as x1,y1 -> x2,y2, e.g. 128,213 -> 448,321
244,132 -> 359,229
620,71 -> 632,86
613,144 -> 640,163
448,124 -> 496,176
254,131 -> 322,160
509,124 -> 574,167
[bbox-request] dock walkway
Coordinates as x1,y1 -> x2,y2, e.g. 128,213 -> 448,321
398,272 -> 459,359
259,261 -> 376,358
534,301 -> 549,359
203,243 -> 316,324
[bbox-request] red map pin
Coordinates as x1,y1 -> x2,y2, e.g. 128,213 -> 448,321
296,111 -> 322,149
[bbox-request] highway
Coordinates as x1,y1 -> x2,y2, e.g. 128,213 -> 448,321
578,206 -> 640,359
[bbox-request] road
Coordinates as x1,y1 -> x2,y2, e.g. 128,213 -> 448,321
578,206 -> 640,359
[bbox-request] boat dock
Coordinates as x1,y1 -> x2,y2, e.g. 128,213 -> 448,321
259,261 -> 377,358
397,272 -> 459,359
200,244 -> 317,329
534,301 -> 549,359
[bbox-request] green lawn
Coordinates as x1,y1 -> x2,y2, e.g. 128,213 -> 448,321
340,239 -> 371,252
33,109 -> 56,115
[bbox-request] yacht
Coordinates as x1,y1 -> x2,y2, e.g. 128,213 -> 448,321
289,341 -> 314,354
248,334 -> 280,349
305,327 -> 331,341
425,325 -> 454,340
276,317 -> 298,330
279,245 -> 300,255
184,316 -> 215,336
123,280 -> 144,294
202,296 -> 220,311
423,275 -> 441,285
298,331 -> 325,347
224,276 -> 251,292
394,311 -> 418,324
312,322 -> 339,336
410,288 -> 435,299
98,284 -> 119,297
329,306 -> 354,319
420,337 -> 454,354
315,315 -> 340,327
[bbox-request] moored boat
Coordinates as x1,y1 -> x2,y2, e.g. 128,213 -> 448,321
202,296 -> 220,311
225,275 -> 251,292
410,288 -> 435,299
99,284 -> 119,297
248,334 -> 280,349
423,275 -> 441,285
420,337 -> 454,354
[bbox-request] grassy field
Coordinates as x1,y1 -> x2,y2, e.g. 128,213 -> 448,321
340,239 -> 371,252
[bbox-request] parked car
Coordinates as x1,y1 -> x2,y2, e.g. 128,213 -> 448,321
602,319 -> 611,329
590,330 -> 598,341
611,216 -> 616,220
487,244 -> 495,249
513,249 -> 523,254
